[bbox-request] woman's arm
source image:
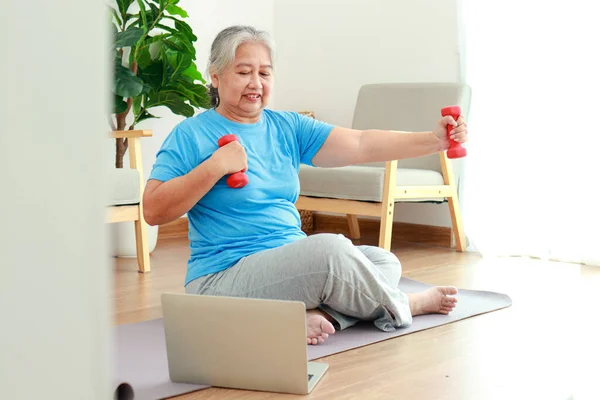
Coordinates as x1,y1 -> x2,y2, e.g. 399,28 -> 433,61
311,116 -> 467,168
142,158 -> 223,226
143,140 -> 247,226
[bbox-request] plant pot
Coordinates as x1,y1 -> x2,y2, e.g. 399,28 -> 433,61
111,221 -> 158,258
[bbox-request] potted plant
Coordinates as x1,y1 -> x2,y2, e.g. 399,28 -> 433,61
109,0 -> 209,256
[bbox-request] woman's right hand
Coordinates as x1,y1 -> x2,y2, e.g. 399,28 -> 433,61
209,140 -> 248,176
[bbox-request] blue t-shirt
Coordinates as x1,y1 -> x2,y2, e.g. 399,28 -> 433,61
149,108 -> 334,285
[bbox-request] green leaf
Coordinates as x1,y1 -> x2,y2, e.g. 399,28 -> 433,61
160,47 -> 169,86
155,23 -> 177,35
117,0 -> 135,19
115,27 -> 144,47
133,95 -> 142,116
166,80 -> 209,108
162,38 -> 184,53
111,7 -> 123,27
137,110 -> 159,124
147,2 -> 161,24
138,60 -> 163,89
136,0 -> 148,30
136,43 -> 153,69
114,63 -> 144,98
162,39 -> 193,60
135,33 -> 171,65
168,17 -> 197,42
166,5 -> 187,17
141,83 -> 154,94
181,62 -> 205,84
162,83 -> 196,105
126,17 -> 140,29
179,79 -> 210,107
113,94 -> 128,114
170,33 -> 196,58
167,52 -> 192,80
146,92 -> 194,117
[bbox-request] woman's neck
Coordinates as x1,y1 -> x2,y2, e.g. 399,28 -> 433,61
215,104 -> 262,124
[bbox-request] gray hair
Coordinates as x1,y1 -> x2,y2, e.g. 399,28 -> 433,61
206,25 -> 276,107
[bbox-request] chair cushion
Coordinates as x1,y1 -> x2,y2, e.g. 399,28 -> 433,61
299,165 -> 445,203
108,168 -> 140,206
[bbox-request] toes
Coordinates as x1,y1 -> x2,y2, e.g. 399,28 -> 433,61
441,286 -> 458,296
442,298 -> 457,306
321,319 -> 336,335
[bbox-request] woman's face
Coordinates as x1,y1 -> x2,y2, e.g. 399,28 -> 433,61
212,42 -> 273,121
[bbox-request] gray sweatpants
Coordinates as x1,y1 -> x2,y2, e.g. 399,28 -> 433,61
185,233 -> 412,332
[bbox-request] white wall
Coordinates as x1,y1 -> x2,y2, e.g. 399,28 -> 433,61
1,1 -> 111,399
272,0 -> 461,126
272,0 -> 462,227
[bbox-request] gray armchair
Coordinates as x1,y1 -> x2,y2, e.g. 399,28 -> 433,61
296,82 -> 471,251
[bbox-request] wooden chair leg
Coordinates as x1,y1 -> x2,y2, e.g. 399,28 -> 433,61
347,214 -> 361,239
129,136 -> 151,272
438,152 -> 466,252
378,201 -> 394,251
134,218 -> 151,273
448,196 -> 466,251
378,160 -> 397,251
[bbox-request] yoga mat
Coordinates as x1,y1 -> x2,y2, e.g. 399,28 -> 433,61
307,278 -> 512,360
113,278 -> 512,399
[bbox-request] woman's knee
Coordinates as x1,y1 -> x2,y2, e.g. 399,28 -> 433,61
304,233 -> 363,267
305,233 -> 357,255
305,232 -> 352,246
303,234 -> 402,282
357,245 -> 402,286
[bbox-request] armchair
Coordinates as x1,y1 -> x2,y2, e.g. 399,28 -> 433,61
106,130 -> 152,272
296,82 -> 471,251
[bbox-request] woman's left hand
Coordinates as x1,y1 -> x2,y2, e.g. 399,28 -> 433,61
433,115 -> 468,150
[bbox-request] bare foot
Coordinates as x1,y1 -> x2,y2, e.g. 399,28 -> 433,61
306,310 -> 336,345
408,286 -> 458,316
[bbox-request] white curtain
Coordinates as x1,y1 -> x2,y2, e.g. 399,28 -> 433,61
460,1 -> 600,266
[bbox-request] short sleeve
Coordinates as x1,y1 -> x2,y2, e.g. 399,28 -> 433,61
294,113 -> 335,166
148,126 -> 198,183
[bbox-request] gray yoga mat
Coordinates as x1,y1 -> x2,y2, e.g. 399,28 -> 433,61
113,278 -> 512,399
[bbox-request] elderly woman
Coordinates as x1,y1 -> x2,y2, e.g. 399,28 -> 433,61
144,25 -> 467,345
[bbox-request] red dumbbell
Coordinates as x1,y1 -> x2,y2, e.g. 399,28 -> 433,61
441,105 -> 467,159
217,134 -> 249,188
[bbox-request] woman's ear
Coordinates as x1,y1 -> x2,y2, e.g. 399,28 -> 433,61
211,72 -> 219,88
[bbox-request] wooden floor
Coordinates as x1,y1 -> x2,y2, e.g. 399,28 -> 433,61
114,233 -> 600,400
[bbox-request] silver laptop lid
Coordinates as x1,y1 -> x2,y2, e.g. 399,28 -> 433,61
161,293 -> 309,394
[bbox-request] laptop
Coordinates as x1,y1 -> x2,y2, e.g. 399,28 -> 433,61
161,293 -> 329,395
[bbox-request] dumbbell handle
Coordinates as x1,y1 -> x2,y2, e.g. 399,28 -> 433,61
441,105 -> 467,159
217,134 -> 249,188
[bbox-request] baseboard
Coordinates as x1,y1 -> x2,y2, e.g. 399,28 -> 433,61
158,217 -> 188,239
159,215 -> 451,247
313,214 -> 452,247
